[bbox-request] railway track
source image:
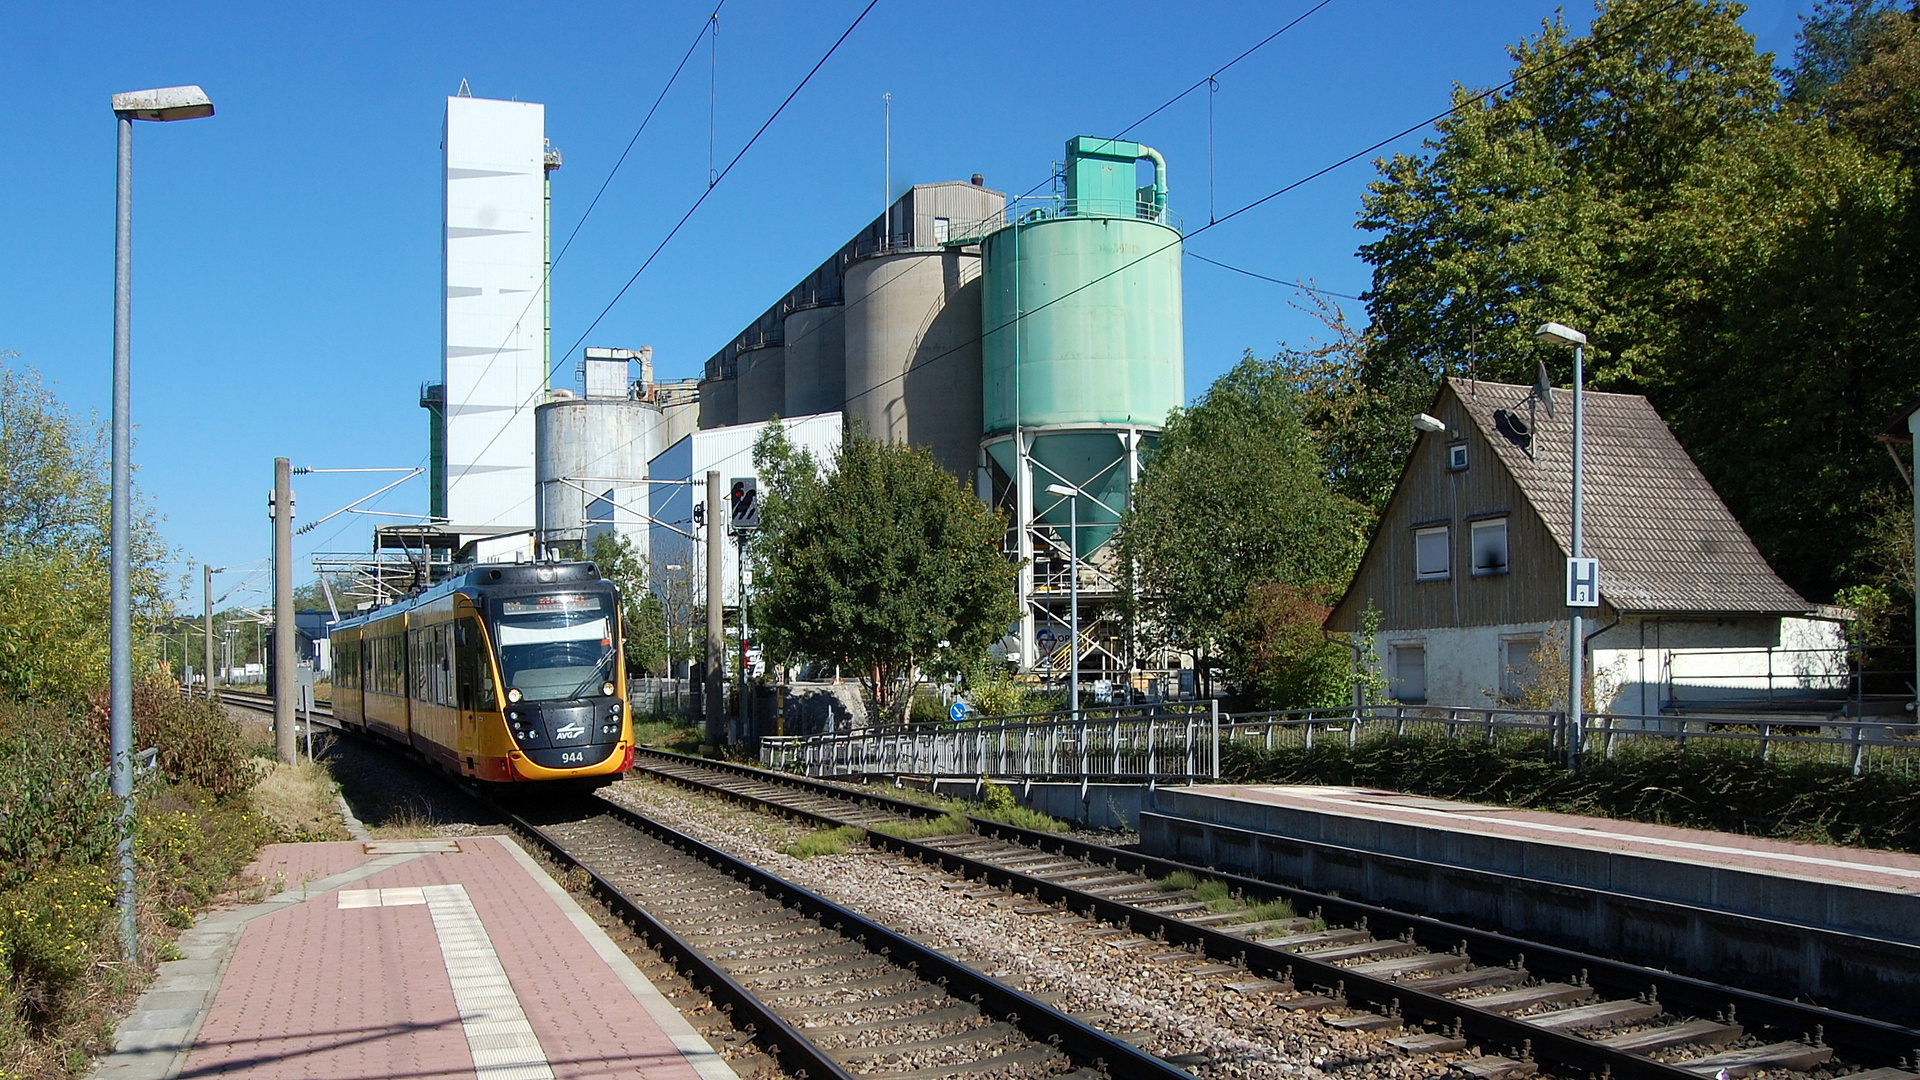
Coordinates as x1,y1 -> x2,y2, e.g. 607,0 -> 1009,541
627,748 -> 1920,1080
217,691 -> 1919,1080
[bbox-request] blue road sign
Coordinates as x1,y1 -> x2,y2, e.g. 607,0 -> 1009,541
949,700 -> 970,723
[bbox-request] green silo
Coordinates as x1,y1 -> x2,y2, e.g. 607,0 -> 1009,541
978,136 -> 1184,555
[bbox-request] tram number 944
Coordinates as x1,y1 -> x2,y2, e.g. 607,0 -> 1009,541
559,750 -> 587,765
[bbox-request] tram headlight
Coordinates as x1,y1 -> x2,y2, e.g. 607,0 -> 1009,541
506,688 -> 523,703
602,682 -> 616,696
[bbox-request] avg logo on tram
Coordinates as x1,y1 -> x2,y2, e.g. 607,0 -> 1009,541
328,562 -> 634,785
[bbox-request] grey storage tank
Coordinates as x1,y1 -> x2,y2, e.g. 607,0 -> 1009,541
537,348 -> 698,560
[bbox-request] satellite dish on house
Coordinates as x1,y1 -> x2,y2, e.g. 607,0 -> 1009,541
1532,361 -> 1556,420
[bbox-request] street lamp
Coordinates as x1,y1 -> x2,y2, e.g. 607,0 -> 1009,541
109,84 -> 214,965
1045,483 -> 1082,721
1535,321 -> 1589,765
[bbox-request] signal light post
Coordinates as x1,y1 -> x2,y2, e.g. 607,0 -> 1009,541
705,471 -> 725,749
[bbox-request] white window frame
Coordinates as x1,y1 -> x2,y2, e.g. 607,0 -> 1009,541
933,217 -> 952,244
1448,441 -> 1468,471
1414,525 -> 1451,581
1470,517 -> 1510,577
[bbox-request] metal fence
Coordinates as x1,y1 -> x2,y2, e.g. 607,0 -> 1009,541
761,702 -> 1920,782
629,677 -> 697,719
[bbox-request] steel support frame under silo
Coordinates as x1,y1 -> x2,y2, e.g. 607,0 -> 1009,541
981,424 -> 1149,691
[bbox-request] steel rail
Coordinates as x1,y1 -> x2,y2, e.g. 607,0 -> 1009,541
517,796 -> 1197,1080
635,748 -> 1918,1074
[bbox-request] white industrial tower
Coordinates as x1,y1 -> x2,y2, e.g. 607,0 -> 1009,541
440,93 -> 549,559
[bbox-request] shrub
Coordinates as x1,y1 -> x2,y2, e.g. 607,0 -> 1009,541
132,680 -> 250,800
0,866 -> 112,1033
0,703 -> 113,893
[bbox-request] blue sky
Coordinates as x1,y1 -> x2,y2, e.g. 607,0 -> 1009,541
1,1 -> 1814,612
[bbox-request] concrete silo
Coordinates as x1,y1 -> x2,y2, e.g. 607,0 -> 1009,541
783,304 -> 844,417
967,137 -> 1184,686
536,348 -> 698,562
842,181 -> 1004,478
697,351 -> 738,430
735,341 -> 786,424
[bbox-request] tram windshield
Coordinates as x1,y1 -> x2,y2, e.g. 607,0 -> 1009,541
491,592 -> 617,701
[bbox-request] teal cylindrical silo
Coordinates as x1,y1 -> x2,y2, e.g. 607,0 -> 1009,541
980,214 -> 1184,435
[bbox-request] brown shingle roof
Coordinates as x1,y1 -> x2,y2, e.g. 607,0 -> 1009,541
1448,377 -> 1812,616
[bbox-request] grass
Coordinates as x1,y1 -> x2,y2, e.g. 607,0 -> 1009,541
1156,870 -> 1299,923
872,811 -> 972,841
781,825 -> 866,859
367,800 -> 441,839
247,761 -> 349,842
632,718 -> 701,752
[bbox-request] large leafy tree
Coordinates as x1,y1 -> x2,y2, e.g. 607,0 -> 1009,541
750,426 -> 1018,722
1355,0 -> 1920,603
0,362 -> 170,701
1119,357 -> 1370,705
588,532 -> 667,676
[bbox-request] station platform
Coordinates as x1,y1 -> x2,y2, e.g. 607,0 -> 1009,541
91,835 -> 738,1080
1139,785 -> 1920,1016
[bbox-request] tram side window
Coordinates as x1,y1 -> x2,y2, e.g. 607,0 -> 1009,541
454,618 -> 496,711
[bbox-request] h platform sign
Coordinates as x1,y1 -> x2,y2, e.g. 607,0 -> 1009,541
1566,557 -> 1601,607
728,478 -> 759,532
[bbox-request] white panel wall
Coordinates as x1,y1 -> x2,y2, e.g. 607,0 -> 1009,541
443,96 -> 546,534
648,412 -> 843,608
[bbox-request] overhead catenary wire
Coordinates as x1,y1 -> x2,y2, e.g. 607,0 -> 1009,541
446,0 -> 885,490
300,5 -> 726,566
1186,251 -> 1362,300
503,0 -> 1666,507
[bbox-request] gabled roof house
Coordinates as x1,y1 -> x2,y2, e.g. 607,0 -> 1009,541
1325,378 -> 1845,714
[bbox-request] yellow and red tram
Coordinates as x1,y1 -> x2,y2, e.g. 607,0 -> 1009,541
330,562 -> 633,784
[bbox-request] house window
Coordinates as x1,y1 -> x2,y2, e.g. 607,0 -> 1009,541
1392,644 -> 1427,703
1471,518 -> 1509,576
1501,637 -> 1541,703
1415,525 -> 1450,581
933,217 -> 952,243
1448,442 -> 1468,471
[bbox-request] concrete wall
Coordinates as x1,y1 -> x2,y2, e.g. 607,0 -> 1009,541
1139,797 -> 1920,1022
1369,613 -> 1849,712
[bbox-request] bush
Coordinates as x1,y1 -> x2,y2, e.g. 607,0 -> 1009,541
0,866 -> 112,1033
1221,730 -> 1920,851
0,704 -> 114,893
132,681 -> 251,799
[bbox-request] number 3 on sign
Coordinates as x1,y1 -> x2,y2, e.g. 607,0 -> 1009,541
1566,557 -> 1600,607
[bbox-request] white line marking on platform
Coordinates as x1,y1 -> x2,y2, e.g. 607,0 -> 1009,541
338,883 -> 555,1079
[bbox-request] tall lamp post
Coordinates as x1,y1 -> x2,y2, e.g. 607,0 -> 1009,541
1045,483 -> 1082,721
109,85 -> 214,964
1536,322 -> 1590,767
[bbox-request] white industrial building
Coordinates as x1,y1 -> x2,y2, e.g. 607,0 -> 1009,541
646,412 -> 843,610
433,92 -> 558,561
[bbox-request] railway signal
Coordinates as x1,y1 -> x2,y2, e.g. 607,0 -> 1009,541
729,478 -> 759,532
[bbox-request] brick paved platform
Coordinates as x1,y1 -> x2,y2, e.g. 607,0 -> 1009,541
92,836 -> 737,1080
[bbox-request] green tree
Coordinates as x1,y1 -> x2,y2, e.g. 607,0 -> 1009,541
588,532 -> 666,676
1353,0 -> 1920,605
1119,356 -> 1370,704
750,425 -> 1018,723
0,363 -> 169,701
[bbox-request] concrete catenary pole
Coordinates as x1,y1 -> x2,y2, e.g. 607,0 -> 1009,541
273,457 -> 296,764
705,470 -> 726,748
203,563 -> 216,699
